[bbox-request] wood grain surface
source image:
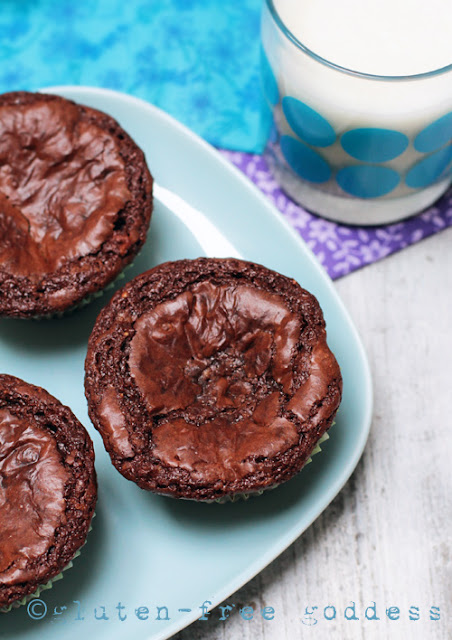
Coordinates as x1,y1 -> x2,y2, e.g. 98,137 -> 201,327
174,227 -> 452,640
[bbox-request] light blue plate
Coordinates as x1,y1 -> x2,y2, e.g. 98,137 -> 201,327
0,87 -> 372,640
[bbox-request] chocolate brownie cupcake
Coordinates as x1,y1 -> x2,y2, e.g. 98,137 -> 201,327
0,375 -> 96,611
0,91 -> 153,319
85,258 -> 342,502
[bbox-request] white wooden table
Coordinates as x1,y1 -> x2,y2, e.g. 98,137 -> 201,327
174,226 -> 452,640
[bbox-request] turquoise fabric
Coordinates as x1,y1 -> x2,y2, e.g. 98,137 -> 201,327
0,0 -> 269,152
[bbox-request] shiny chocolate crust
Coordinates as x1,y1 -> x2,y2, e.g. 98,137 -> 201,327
0,91 -> 153,318
0,374 -> 96,608
85,258 -> 342,501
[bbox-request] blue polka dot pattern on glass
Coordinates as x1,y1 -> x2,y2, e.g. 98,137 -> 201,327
282,97 -> 336,147
406,145 -> 452,188
276,98 -> 452,198
337,165 -> 400,198
281,135 -> 331,183
414,112 -> 452,153
260,46 -> 279,107
341,128 -> 409,162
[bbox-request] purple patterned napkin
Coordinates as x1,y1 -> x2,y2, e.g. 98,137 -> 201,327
221,150 -> 452,279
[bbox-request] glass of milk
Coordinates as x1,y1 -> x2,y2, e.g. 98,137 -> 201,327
261,0 -> 452,225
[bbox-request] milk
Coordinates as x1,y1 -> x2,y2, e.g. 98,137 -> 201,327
262,0 -> 452,224
275,0 -> 452,76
